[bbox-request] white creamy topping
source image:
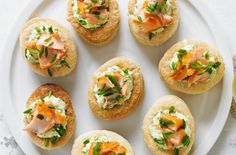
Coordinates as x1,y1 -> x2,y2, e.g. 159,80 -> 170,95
29,25 -> 63,42
149,109 -> 191,149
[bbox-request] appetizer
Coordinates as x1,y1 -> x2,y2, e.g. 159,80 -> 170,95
67,0 -> 120,45
71,130 -> 134,155
128,0 -> 179,46
88,57 -> 144,120
142,95 -> 195,155
159,40 -> 225,94
20,17 -> 77,77
23,84 -> 75,149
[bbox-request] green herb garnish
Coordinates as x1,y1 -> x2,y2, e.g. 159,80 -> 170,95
204,51 -> 209,59
39,47 -> 45,58
42,26 -> 46,31
45,47 -> 48,57
51,136 -> 58,144
48,42 -> 54,46
154,138 -> 165,145
149,32 -> 155,40
48,105 -> 55,109
159,119 -> 174,128
162,131 -> 174,138
97,6 -> 107,10
48,91 -> 53,97
35,26 -> 41,33
79,20 -> 87,25
93,142 -> 101,155
36,114 -> 44,120
92,11 -> 100,15
40,97 -> 45,102
54,125 -> 66,136
182,135 -> 190,146
48,26 -> 53,34
138,16 -> 143,22
50,54 -> 57,63
60,59 -> 71,68
23,108 -> 32,114
171,62 -> 177,70
44,139 -> 49,147
174,148 -> 179,155
83,139 -> 90,145
190,63 -> 201,70
169,106 -> 175,113
106,75 -> 117,85
44,36 -> 52,42
48,68 -> 53,77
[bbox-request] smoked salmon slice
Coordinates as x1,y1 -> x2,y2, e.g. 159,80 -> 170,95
24,102 -> 66,134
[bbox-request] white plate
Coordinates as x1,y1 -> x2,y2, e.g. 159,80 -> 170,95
0,0 -> 233,155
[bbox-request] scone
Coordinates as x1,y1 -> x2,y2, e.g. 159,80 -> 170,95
159,40 -> 225,94
128,0 -> 179,46
142,95 -> 195,155
71,130 -> 134,155
67,0 -> 120,46
23,83 -> 75,150
88,57 -> 144,120
19,17 -> 77,77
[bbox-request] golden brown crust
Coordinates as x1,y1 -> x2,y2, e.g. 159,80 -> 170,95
67,0 -> 120,46
159,40 -> 225,94
128,0 -> 179,46
24,83 -> 75,150
142,95 -> 195,155
19,17 -> 77,77
88,57 -> 144,120
71,130 -> 134,155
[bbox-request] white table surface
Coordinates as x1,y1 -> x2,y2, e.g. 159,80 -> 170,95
0,0 -> 236,154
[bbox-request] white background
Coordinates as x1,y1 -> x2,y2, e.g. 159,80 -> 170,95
0,0 -> 236,154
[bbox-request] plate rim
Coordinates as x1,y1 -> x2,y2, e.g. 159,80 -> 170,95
0,0 -> 233,155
